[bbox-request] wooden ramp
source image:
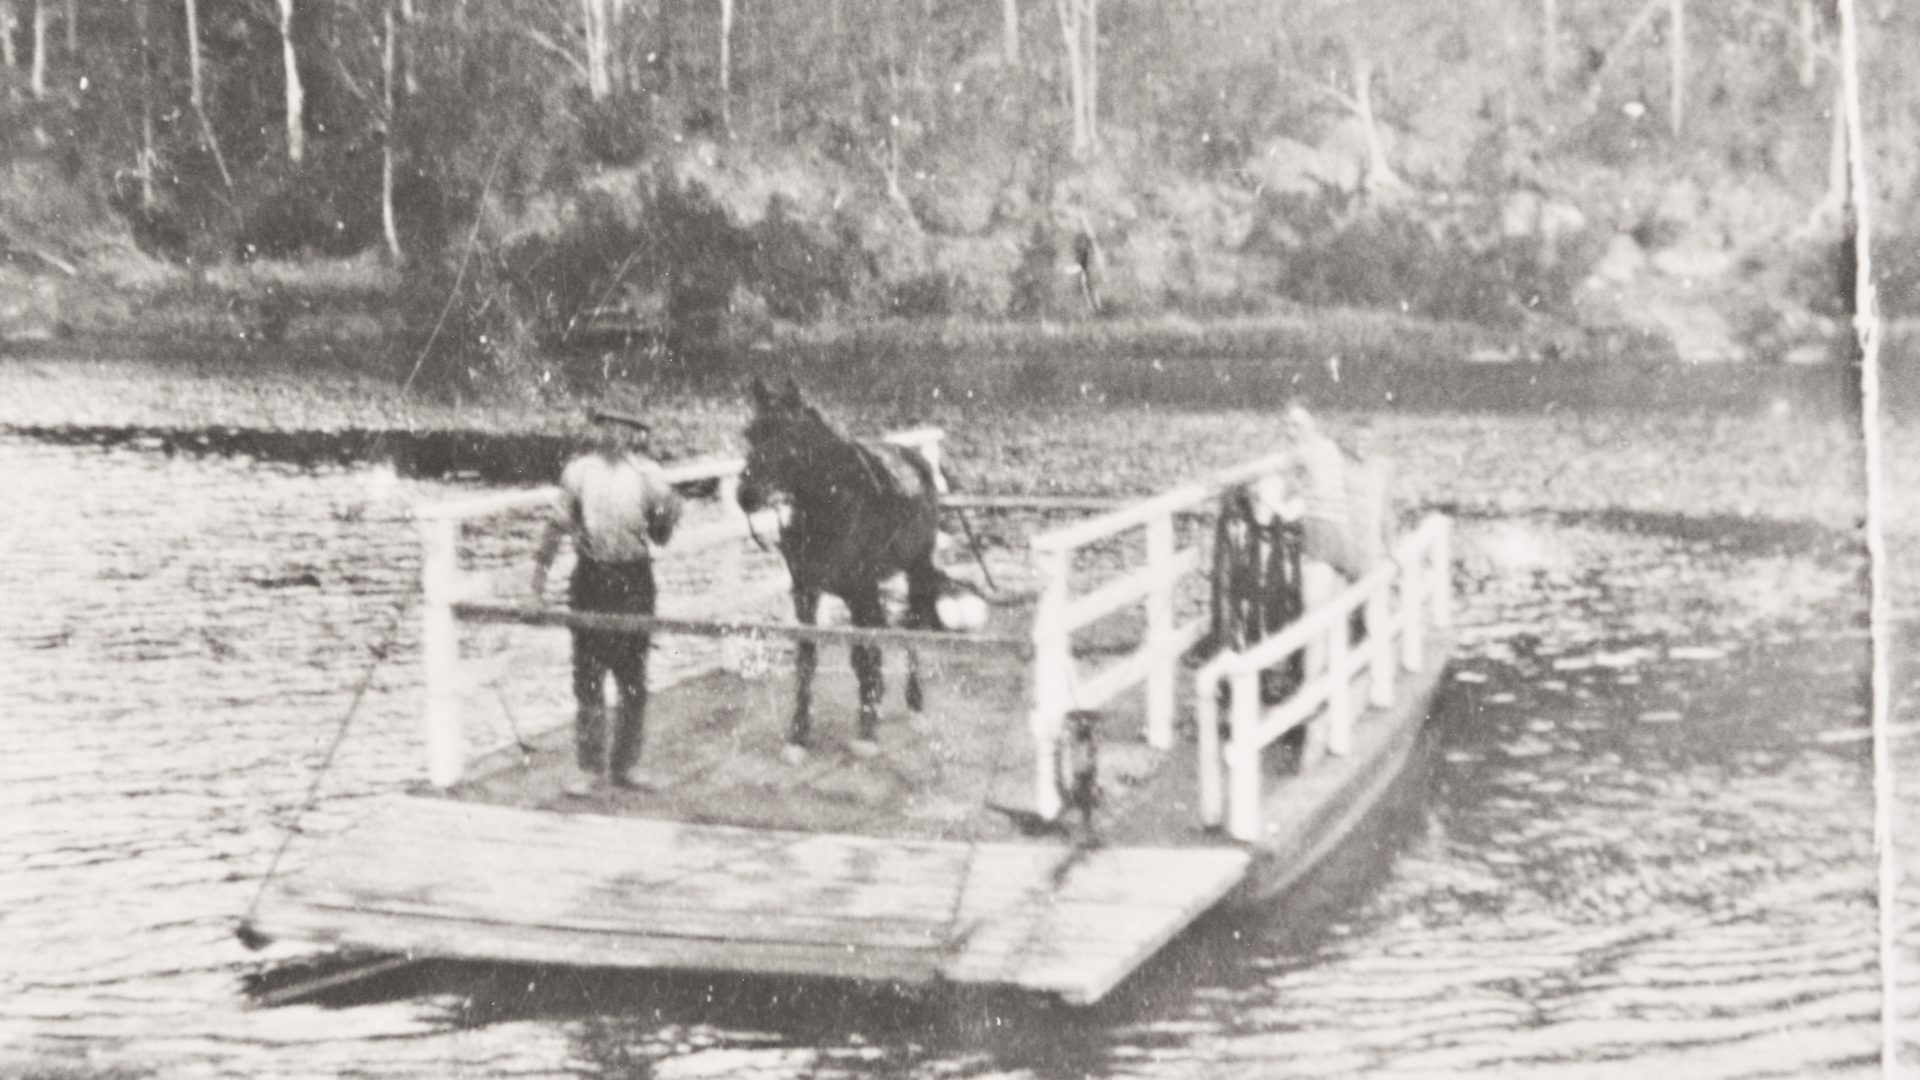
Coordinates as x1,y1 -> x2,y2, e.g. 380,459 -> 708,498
249,796 -> 1250,1006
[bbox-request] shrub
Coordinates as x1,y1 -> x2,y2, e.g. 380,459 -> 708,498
1273,199 -> 1603,327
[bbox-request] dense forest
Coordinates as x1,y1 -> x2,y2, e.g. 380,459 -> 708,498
0,0 -> 1910,388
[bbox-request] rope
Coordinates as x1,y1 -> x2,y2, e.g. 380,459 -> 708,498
238,596 -> 412,942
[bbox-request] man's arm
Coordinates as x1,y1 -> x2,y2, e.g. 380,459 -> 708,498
530,519 -> 569,600
644,463 -> 683,547
532,477 -> 580,600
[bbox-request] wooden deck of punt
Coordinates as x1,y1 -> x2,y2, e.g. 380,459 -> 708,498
246,617 -> 1455,1004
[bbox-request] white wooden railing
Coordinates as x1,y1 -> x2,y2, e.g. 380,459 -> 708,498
412,426 -> 948,788
1192,513 -> 1452,842
1022,452 -> 1302,822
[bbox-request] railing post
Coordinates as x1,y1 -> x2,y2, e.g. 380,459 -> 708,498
1368,573 -> 1396,708
1402,549 -> 1427,674
715,472 -> 754,673
1327,619 -> 1352,756
1196,667 -> 1223,828
1144,512 -> 1176,749
1029,545 -> 1072,823
1429,517 -> 1453,630
919,434 -> 946,493
1228,668 -> 1262,842
420,516 -> 464,788
1301,559 -> 1336,678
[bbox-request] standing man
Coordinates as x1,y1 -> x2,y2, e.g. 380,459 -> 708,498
531,407 -> 682,796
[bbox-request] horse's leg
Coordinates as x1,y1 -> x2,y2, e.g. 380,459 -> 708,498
845,584 -> 887,754
903,560 -> 943,713
786,587 -> 821,764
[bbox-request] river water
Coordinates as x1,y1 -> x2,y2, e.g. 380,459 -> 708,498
0,431 -> 1903,1079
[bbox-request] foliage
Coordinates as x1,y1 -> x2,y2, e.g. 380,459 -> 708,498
1271,198 -> 1605,326
0,0 -> 1912,363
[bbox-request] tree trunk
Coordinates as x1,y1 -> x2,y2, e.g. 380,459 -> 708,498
382,0 -> 403,263
610,0 -> 627,95
1797,0 -> 1817,88
278,0 -> 305,163
1055,0 -> 1095,157
1667,0 -> 1683,136
63,0 -> 73,55
136,0 -> 154,209
1351,51 -> 1399,193
1541,0 -> 1558,88
718,0 -> 733,135
583,0 -> 611,100
1003,0 -> 1019,65
183,0 -> 235,191
30,0 -> 45,98
400,0 -> 417,95
1085,0 -> 1096,145
1,0 -> 15,72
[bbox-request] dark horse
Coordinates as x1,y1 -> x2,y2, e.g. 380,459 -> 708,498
736,377 -> 946,761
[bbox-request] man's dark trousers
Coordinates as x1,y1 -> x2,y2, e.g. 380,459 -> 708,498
569,558 -> 656,776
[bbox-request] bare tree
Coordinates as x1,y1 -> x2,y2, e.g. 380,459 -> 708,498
183,0 -> 235,190
1056,0 -> 1096,156
278,0 -> 306,162
1668,0 -> 1684,135
1798,0 -> 1818,86
1541,0 -> 1558,88
382,0 -> 403,262
134,0 -> 155,209
30,0 -> 45,98
719,0 -> 734,135
583,0 -> 613,100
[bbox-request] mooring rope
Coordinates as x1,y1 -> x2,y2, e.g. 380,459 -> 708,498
237,595 -> 413,945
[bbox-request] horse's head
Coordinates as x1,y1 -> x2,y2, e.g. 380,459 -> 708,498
737,375 -> 827,515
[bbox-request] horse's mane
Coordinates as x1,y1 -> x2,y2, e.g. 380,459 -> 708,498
745,379 -> 936,502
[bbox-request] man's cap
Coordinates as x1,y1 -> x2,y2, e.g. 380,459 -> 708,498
589,408 -> 652,433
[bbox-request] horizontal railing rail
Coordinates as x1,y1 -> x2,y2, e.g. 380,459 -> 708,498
1194,514 -> 1452,841
415,426 -> 958,787
454,600 -> 1033,655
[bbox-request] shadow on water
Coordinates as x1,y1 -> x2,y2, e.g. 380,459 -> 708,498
7,423 -> 581,485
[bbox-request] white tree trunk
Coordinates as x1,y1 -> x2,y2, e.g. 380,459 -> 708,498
183,0 -> 234,189
1055,0 -> 1096,156
1541,0 -> 1558,88
1351,52 -> 1399,192
30,0 -> 46,98
719,0 -> 734,134
278,0 -> 305,163
135,0 -> 153,208
1085,0 -> 1097,145
1003,0 -> 1020,64
400,0 -> 417,95
583,0 -> 611,100
1797,0 -> 1817,88
1,0 -> 15,71
1667,0 -> 1684,136
382,0 -> 403,263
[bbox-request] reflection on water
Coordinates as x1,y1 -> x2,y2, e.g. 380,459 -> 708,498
0,435 -> 1887,1079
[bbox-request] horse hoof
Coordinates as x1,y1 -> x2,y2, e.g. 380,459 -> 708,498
782,743 -> 810,766
850,739 -> 881,759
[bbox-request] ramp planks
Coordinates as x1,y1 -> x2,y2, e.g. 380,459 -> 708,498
250,796 -> 1249,1005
